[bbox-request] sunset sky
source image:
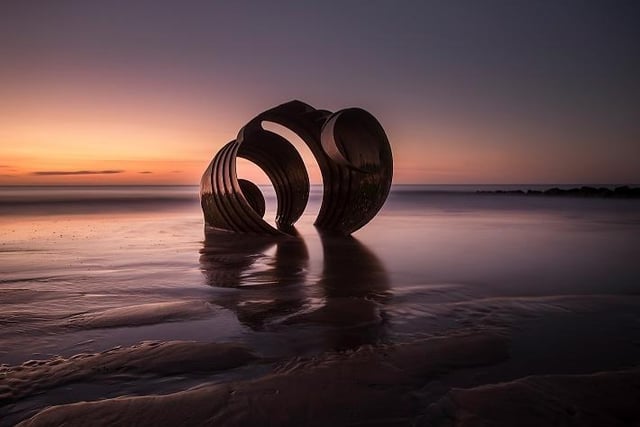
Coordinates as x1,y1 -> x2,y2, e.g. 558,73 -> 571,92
1,1 -> 639,185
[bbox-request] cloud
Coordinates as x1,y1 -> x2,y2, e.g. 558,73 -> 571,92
32,170 -> 125,176
138,171 -> 153,174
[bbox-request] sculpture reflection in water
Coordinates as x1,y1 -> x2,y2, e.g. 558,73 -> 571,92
199,229 -> 309,330
199,229 -> 390,349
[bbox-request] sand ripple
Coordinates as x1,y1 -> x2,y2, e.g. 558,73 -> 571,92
16,332 -> 508,426
65,300 -> 216,329
421,367 -> 640,427
1,341 -> 256,405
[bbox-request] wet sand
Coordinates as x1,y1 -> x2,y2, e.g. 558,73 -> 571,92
10,330 -> 640,426
14,332 -> 508,426
422,367 -> 640,427
2,186 -> 640,425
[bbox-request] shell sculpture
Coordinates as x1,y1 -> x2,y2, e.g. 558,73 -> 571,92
200,100 -> 393,235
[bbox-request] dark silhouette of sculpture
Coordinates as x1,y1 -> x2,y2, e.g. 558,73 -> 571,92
199,227 -> 390,347
200,100 -> 393,235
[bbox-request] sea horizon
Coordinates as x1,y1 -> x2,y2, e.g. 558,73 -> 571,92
1,183 -> 637,188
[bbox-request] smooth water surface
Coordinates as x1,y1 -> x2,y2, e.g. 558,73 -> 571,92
1,185 -> 639,424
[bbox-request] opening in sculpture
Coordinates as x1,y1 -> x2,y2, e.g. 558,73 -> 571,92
200,100 -> 393,235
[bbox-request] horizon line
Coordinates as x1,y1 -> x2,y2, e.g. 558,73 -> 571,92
1,183 -> 638,188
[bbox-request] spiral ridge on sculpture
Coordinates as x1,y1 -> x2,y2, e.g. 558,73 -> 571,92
200,100 -> 393,235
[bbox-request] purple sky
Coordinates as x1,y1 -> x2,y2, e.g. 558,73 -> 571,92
1,1 -> 639,184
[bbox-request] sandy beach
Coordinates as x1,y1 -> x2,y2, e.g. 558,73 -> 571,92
2,186 -> 640,425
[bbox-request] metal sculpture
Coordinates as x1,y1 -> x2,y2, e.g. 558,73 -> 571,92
200,100 -> 393,235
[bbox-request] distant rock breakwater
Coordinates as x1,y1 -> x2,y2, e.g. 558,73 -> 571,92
477,186 -> 640,198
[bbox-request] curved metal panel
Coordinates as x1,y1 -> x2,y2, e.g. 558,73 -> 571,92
200,100 -> 393,235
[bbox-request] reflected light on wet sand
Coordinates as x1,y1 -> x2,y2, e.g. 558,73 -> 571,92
199,227 -> 390,349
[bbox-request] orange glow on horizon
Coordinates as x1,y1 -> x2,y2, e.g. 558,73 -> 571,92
1,77 -> 637,186
0,80 -> 235,185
